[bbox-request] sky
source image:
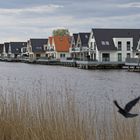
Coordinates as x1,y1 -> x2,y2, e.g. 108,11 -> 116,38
0,0 -> 140,43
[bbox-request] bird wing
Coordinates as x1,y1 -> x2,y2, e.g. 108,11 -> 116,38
113,100 -> 123,110
125,112 -> 139,118
124,96 -> 140,112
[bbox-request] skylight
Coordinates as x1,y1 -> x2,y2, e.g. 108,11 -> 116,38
101,41 -> 109,45
106,41 -> 109,45
101,41 -> 106,45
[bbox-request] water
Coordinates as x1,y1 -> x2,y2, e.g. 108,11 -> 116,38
0,61 -> 140,109
0,62 -> 139,139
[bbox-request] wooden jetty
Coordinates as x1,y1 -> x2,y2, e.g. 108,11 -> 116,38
36,58 -> 60,65
60,59 -> 77,67
125,58 -> 140,72
76,61 -> 124,69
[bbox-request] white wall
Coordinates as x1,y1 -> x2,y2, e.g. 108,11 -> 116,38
89,32 -> 134,62
56,52 -> 70,59
113,38 -> 133,61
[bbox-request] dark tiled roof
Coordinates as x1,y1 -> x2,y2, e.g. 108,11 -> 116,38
30,39 -> 48,52
4,43 -> 10,53
0,44 -> 4,53
92,28 -> 140,51
10,42 -> 27,54
79,33 -> 90,47
73,33 -> 78,44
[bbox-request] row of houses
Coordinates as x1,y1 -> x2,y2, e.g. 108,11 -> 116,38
70,29 -> 140,62
0,36 -> 71,61
0,28 -> 140,63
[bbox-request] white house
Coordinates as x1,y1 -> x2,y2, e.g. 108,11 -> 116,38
46,36 -> 71,60
27,38 -> 48,61
88,28 -> 140,62
70,32 -> 90,60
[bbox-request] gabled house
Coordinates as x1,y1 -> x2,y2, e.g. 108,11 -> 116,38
46,36 -> 71,59
27,38 -> 48,61
9,42 -> 27,58
3,42 -> 27,59
88,28 -> 140,62
69,33 -> 78,58
46,37 -> 54,59
70,32 -> 90,60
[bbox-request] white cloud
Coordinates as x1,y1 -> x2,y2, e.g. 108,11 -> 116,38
0,1 -> 140,42
117,2 -> 140,8
0,4 -> 63,15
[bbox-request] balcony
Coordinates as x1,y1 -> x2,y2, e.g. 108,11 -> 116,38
69,47 -> 81,52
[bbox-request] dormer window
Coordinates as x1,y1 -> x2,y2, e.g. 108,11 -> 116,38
101,41 -> 109,45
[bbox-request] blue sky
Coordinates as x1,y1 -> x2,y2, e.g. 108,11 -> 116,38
0,0 -> 140,42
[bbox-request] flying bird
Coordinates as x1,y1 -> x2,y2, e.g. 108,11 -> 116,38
113,96 -> 140,118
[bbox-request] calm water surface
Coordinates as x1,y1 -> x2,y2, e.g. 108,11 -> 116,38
0,62 -> 140,109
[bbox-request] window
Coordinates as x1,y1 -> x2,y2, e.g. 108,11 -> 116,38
101,41 -> 109,45
85,35 -> 88,38
118,41 -> 122,51
138,44 -> 140,50
127,53 -> 131,58
36,54 -> 40,58
94,42 -> 96,50
118,53 -> 122,62
60,53 -> 65,58
101,41 -> 106,45
90,42 -> 93,48
78,44 -> 81,47
106,41 -> 109,45
102,53 -> 110,62
127,41 -> 130,51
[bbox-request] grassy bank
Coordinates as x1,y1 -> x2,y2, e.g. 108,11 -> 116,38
0,92 -> 139,140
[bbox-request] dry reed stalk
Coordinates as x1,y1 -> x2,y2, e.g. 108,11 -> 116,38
0,91 -> 138,140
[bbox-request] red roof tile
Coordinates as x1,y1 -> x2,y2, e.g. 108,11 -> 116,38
53,36 -> 70,52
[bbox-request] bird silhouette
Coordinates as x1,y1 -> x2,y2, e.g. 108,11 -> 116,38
113,96 -> 140,118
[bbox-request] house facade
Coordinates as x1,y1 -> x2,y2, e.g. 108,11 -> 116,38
27,39 -> 48,61
46,36 -> 71,59
70,33 -> 90,60
88,28 -> 140,62
2,42 -> 27,59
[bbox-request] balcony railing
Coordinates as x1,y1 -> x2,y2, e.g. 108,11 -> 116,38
70,47 -> 95,53
69,47 -> 80,52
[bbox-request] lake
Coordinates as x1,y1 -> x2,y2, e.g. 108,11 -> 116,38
0,61 -> 140,111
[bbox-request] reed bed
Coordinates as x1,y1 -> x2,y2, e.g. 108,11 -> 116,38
0,90 -> 139,140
